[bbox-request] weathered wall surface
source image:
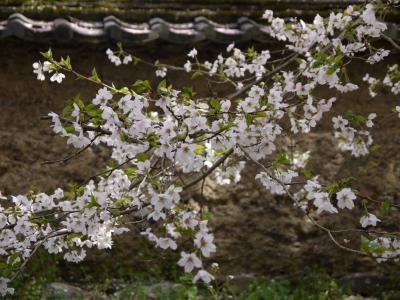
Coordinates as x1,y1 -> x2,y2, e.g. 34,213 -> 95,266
0,38 -> 399,280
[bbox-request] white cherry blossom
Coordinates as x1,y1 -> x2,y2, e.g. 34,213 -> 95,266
177,252 -> 202,273
360,213 -> 381,228
336,188 -> 356,209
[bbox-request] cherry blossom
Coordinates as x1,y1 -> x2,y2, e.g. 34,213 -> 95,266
177,252 -> 202,273
360,213 -> 381,228
193,270 -> 215,284
336,188 -> 356,210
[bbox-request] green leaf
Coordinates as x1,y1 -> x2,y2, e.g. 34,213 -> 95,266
311,52 -> 328,69
325,183 -> 339,194
120,132 -> 130,142
275,153 -> 289,165
90,67 -> 101,83
326,55 -> 344,75
254,111 -> 268,118
92,117 -> 104,126
246,46 -> 257,58
40,48 -> 53,60
146,132 -> 159,148
86,195 -> 100,208
114,197 -> 131,208
194,144 -> 205,155
182,87 -> 196,99
124,168 -> 137,179
379,198 -> 392,216
132,80 -> 151,94
62,103 -> 73,118
370,144 -> 381,153
8,252 -> 21,266
64,191 -> 74,200
209,98 -> 222,112
360,235 -> 370,252
119,87 -> 130,94
68,233 -> 82,240
295,58 -> 304,65
72,95 -> 84,109
175,226 -> 195,237
191,71 -> 203,79
213,149 -> 226,156
84,104 -> 103,117
0,261 -> 9,270
157,79 -> 167,94
136,152 -> 148,162
219,120 -> 233,131
301,168 -> 313,179
345,111 -> 365,124
360,235 -> 385,255
245,114 -> 253,126
59,56 -> 72,70
64,126 -> 76,134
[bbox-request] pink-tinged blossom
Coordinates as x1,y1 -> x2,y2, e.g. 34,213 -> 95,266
157,238 -> 177,250
177,252 -> 202,273
360,213 -> 381,228
194,232 -> 216,257
93,87 -> 112,106
193,270 -> 215,284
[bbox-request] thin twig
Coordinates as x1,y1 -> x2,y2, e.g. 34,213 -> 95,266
42,134 -> 101,165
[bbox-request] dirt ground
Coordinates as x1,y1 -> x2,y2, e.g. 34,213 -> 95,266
0,38 -> 399,280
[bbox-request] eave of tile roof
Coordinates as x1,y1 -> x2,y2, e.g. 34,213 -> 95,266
2,1 -> 400,23
1,13 -> 399,45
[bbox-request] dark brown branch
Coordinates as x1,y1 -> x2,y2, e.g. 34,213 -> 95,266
41,115 -> 111,135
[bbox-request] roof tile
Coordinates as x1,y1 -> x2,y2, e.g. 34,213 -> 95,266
0,13 -> 398,45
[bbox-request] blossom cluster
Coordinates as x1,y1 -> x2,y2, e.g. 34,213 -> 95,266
332,113 -> 376,157
0,1 -> 394,296
106,48 -> 132,66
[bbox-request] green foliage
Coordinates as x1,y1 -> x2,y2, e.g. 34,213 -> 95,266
360,236 -> 386,256
191,71 -> 203,79
6,250 -> 59,300
107,272 -> 354,300
275,153 -> 290,165
135,152 -> 148,162
90,67 -> 101,83
9,267 -> 379,300
379,197 -> 392,216
345,111 -> 366,124
40,48 -> 53,60
59,56 -> 72,70
208,98 -> 221,112
132,80 -> 151,94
